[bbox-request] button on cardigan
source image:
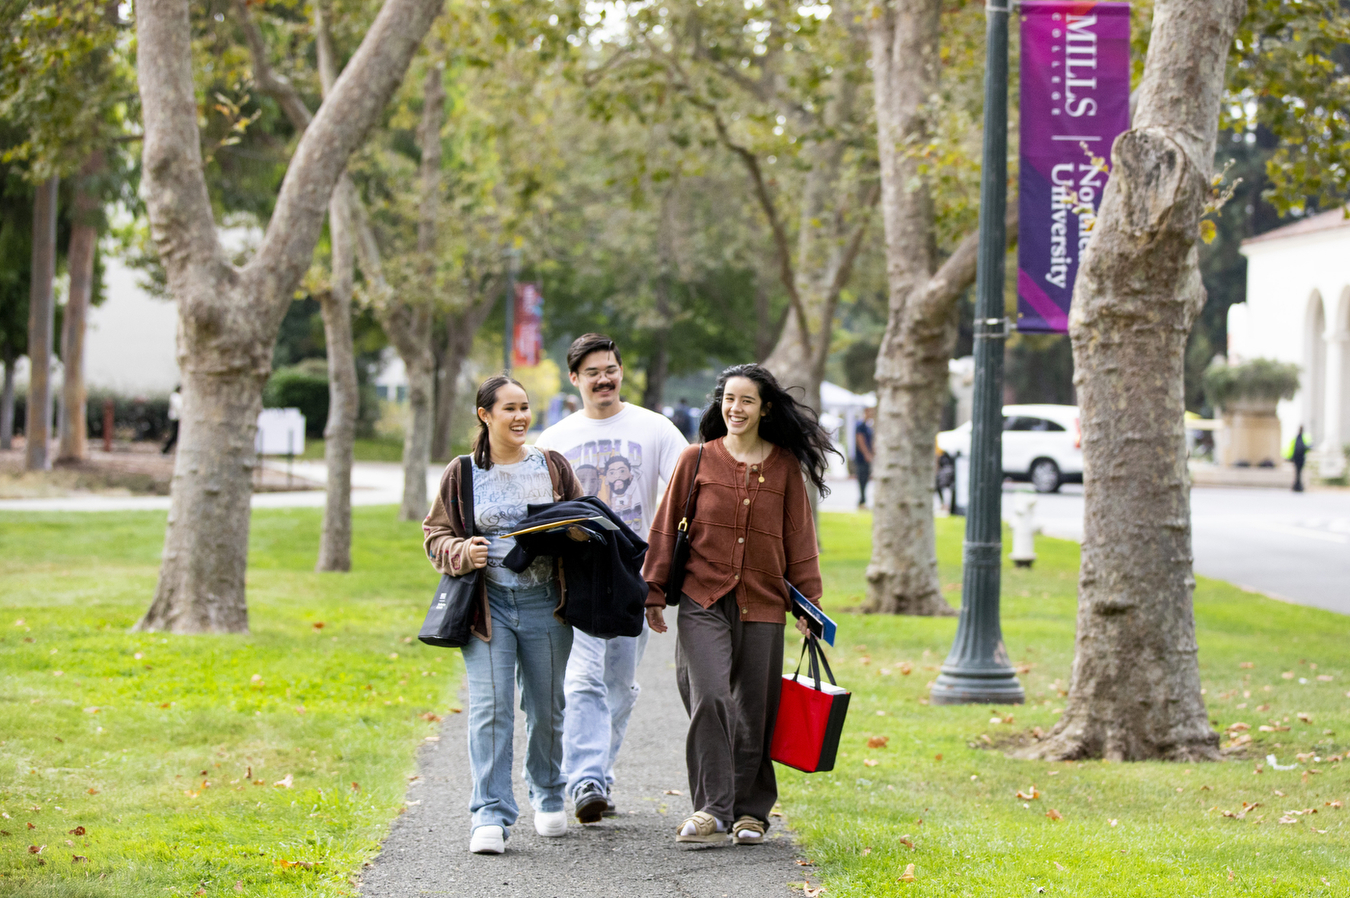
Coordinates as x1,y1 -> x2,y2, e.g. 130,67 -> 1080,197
642,438 -> 823,624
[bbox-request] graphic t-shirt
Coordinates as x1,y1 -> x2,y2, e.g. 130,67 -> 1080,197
471,448 -> 556,588
535,402 -> 688,540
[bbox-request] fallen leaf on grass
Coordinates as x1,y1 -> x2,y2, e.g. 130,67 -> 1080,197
0,831 -> 9,837
27,823 -> 35,830
1045,809 -> 1063,821
934,753 -> 943,762
234,882 -> 244,892
1054,861 -> 1066,871
1016,787 -> 1040,800
312,622 -> 325,630
419,712 -> 442,723
273,775 -> 293,789
1281,672 -> 1294,679
1278,815 -> 1300,824
867,736 -> 889,749
899,863 -> 916,882
68,827 -> 85,836
899,663 -> 913,675
1109,819 -> 1118,827
804,885 -> 826,897
1227,868 -> 1235,881
274,859 -> 318,870
350,782 -> 361,792
898,836 -> 914,850
1227,722 -> 1250,732
72,855 -> 89,863
796,859 -> 814,867
1328,801 -> 1343,809
28,845 -> 44,854
1239,662 -> 1254,668
1297,712 -> 1313,724
861,847 -> 871,856
864,759 -> 879,767
1316,674 -> 1333,681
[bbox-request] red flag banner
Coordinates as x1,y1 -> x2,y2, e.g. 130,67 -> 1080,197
512,283 -> 544,368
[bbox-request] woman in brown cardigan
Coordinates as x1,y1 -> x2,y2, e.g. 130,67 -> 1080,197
423,375 -> 582,854
643,363 -> 839,846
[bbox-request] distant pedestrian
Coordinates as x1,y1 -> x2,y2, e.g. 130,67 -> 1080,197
671,397 -> 694,441
643,363 -> 836,846
422,374 -> 584,855
1292,425 -> 1309,492
161,386 -> 182,454
854,406 -> 875,507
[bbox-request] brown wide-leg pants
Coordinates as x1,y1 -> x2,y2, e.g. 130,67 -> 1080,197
675,591 -> 784,827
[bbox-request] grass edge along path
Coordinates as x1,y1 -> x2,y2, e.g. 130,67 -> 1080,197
1,506 -> 462,898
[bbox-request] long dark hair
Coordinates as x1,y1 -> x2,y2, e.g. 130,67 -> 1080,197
697,364 -> 841,496
472,374 -> 526,471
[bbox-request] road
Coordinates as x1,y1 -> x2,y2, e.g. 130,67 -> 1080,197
1021,483 -> 1350,615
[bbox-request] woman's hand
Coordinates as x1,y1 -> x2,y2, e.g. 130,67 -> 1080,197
795,615 -> 811,637
465,537 -> 489,570
646,606 -> 667,634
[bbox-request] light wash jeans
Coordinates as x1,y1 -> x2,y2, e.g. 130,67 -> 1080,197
461,581 -> 573,836
561,624 -> 649,798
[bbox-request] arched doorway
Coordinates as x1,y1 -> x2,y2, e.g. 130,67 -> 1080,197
1305,291 -> 1327,443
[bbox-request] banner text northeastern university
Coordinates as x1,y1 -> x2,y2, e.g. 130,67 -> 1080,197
1017,2 -> 1130,333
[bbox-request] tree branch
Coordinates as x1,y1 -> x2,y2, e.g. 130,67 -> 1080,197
246,0 -> 445,311
915,203 -> 1019,327
233,0 -> 313,132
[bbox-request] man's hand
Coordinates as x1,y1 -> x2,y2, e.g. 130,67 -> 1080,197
646,606 -> 667,634
795,615 -> 811,637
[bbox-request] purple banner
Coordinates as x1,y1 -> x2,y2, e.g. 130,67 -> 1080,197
1017,2 -> 1131,333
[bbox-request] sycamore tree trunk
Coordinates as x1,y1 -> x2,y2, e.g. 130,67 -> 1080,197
431,295 -> 495,461
863,1 -> 949,615
135,0 -> 443,634
25,176 -> 58,472
863,1 -> 1021,616
315,6 -> 359,572
316,185 -> 359,571
1029,0 -> 1245,762
58,153 -> 104,463
386,60 -> 444,522
1,352 -> 15,449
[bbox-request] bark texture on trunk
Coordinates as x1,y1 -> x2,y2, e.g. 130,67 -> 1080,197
135,0 -> 443,633
1029,0 -> 1246,762
58,154 -> 104,463
25,176 -> 58,472
400,349 -> 435,519
1,354 -> 15,449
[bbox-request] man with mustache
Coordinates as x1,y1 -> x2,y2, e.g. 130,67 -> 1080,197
535,333 -> 689,823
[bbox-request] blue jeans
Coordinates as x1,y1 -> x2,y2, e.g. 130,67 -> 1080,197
562,625 -> 649,798
461,581 -> 573,836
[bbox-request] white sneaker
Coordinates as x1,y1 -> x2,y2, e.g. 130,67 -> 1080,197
469,825 -> 505,854
534,810 -> 567,837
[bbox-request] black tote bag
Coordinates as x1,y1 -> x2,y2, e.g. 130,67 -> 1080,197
663,444 -> 703,605
418,456 -> 481,648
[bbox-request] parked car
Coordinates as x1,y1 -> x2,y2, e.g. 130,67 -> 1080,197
936,404 -> 1082,493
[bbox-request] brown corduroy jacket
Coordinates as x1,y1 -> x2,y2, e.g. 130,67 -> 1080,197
422,449 -> 582,642
642,438 -> 822,624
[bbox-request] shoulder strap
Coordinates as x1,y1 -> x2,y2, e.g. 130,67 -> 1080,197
459,455 -> 475,537
677,444 -> 704,531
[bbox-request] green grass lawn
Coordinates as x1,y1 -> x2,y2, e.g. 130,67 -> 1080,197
0,507 -> 458,897
297,438 -> 407,463
787,513 -> 1350,897
2,508 -> 1347,897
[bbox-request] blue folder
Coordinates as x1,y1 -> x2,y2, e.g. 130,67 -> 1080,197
787,581 -> 836,647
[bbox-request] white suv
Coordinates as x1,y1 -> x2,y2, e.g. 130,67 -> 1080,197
936,404 -> 1082,493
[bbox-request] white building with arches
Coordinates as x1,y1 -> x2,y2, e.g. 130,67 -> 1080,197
1229,207 -> 1350,478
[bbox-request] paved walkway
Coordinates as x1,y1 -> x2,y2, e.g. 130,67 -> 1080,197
358,618 -> 804,898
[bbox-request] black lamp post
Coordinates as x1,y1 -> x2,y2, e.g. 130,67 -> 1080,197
931,0 -> 1024,706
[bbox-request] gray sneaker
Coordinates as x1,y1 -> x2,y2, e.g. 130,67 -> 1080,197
573,781 -> 607,824
602,785 -> 617,817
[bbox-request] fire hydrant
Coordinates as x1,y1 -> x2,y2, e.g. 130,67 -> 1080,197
1010,491 -> 1037,568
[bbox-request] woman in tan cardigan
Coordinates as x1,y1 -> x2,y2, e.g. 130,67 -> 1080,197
643,363 -> 839,846
422,375 -> 581,855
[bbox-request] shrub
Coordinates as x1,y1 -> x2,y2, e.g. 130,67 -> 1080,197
263,360 -> 329,438
1202,357 -> 1300,411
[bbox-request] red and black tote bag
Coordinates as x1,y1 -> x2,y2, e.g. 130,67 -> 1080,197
770,635 -> 850,773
